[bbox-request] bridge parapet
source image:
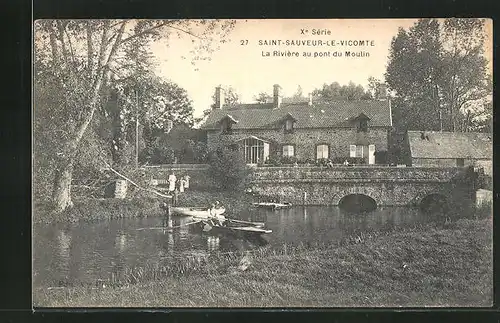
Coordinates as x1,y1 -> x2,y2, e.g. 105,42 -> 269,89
251,166 -> 464,182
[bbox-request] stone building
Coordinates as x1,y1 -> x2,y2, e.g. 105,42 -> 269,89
406,131 -> 492,175
201,84 -> 393,164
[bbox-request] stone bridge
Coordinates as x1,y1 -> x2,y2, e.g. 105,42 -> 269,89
250,166 -> 475,208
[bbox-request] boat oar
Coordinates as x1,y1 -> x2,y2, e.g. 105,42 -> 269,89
227,218 -> 265,227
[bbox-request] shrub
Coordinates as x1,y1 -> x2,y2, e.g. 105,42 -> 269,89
330,157 -> 366,165
208,146 -> 251,191
265,154 -> 282,166
280,156 -> 298,165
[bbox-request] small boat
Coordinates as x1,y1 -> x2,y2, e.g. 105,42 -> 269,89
198,219 -> 272,237
252,202 -> 292,210
170,206 -> 226,218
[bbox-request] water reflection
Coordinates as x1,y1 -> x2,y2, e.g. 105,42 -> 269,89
207,236 -> 220,252
115,232 -> 127,252
34,206 -> 432,287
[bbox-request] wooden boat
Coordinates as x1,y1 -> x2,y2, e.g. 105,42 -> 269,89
252,202 -> 292,210
171,206 -> 226,218
199,219 -> 272,237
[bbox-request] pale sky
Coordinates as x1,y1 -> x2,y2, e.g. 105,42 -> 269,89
149,19 -> 493,118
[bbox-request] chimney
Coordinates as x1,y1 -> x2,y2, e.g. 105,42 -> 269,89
376,83 -> 388,101
308,93 -> 313,106
273,84 -> 282,108
214,86 -> 224,109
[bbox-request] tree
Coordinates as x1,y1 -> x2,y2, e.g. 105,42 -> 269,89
208,145 -> 251,191
34,19 -> 235,212
367,76 -> 382,98
441,18 -> 491,131
210,85 -> 239,107
254,92 -> 272,104
292,85 -> 303,98
312,81 -> 371,101
385,18 -> 491,132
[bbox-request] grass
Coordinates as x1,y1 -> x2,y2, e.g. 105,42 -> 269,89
33,217 -> 493,307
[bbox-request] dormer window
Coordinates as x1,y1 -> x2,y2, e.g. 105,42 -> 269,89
219,114 -> 238,134
283,113 -> 296,133
358,119 -> 368,133
222,121 -> 233,134
354,113 -> 370,133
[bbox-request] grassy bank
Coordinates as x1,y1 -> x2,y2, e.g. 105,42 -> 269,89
33,190 -> 255,224
34,217 -> 492,307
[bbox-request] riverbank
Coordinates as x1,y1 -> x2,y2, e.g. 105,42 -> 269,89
33,190 -> 256,224
34,217 -> 492,307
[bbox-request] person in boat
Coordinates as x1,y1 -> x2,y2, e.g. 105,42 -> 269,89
208,203 -> 217,216
183,175 -> 190,189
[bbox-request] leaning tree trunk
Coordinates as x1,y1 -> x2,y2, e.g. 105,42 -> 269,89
51,155 -> 74,212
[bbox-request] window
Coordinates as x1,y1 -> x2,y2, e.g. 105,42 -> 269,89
283,145 -> 295,157
350,145 -> 364,158
349,145 -> 357,157
357,120 -> 368,133
316,144 -> 329,159
243,138 -> 264,164
284,119 -> 294,133
221,120 -> 232,134
456,158 -> 465,167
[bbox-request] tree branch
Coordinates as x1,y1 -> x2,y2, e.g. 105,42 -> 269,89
120,20 -> 203,46
86,21 -> 95,79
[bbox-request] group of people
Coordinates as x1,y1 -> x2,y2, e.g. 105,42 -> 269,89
167,172 -> 190,194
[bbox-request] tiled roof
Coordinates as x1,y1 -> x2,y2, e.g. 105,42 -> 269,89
201,100 -> 392,130
408,131 -> 492,159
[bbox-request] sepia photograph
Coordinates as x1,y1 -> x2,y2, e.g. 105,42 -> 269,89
32,18 -> 493,307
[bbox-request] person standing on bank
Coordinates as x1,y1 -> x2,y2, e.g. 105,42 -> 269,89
184,175 -> 190,189
179,177 -> 185,193
168,172 -> 176,193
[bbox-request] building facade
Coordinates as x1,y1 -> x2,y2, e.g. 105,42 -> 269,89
202,84 -> 393,164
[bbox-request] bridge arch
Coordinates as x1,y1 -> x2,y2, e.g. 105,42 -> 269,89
338,193 -> 377,212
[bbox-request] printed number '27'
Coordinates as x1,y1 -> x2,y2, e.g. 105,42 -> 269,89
240,40 -> 248,45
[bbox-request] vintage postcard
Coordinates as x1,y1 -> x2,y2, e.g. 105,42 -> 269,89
33,19 -> 493,307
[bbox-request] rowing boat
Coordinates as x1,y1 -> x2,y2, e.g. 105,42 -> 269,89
252,202 -> 292,210
171,206 -> 226,218
199,219 -> 272,237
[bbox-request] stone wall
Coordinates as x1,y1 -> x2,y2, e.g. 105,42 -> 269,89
251,166 -> 461,182
207,126 -> 390,161
412,158 -> 492,175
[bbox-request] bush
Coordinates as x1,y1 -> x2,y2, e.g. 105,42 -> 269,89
280,156 -> 298,165
208,146 -> 251,191
330,157 -> 366,165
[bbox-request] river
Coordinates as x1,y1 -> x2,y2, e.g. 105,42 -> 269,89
33,206 -> 433,287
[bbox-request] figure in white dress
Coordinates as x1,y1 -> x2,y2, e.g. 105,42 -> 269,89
179,178 -> 186,193
168,172 -> 177,193
184,175 -> 190,189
